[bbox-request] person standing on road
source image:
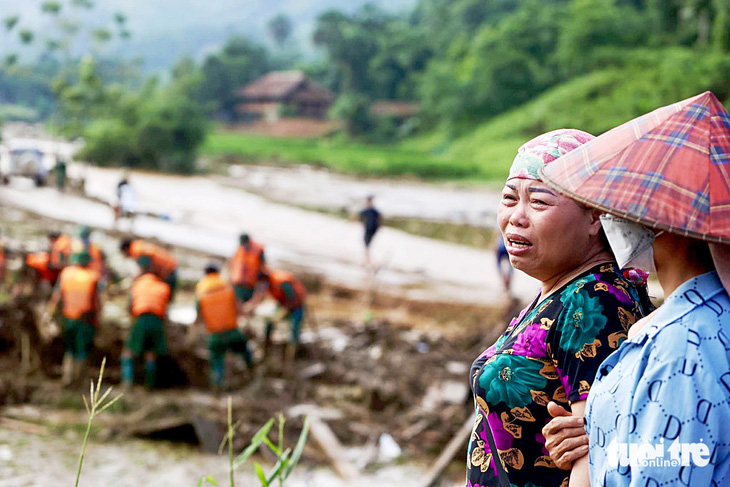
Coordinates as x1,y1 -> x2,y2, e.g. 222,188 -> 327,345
229,233 -> 265,304
466,130 -> 652,487
357,195 -> 381,265
54,158 -> 67,193
114,172 -> 136,230
122,255 -> 171,390
47,251 -> 102,386
190,263 -> 253,390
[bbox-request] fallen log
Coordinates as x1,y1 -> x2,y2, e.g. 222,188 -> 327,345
308,416 -> 359,483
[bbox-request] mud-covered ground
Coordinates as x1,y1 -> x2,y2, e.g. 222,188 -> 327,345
0,204 -> 518,486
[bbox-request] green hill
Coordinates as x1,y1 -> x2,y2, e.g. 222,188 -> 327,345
409,47 -> 730,182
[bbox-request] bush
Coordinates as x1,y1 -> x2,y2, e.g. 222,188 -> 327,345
329,93 -> 374,136
79,79 -> 208,173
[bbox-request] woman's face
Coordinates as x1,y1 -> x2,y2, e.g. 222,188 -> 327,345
497,178 -> 601,283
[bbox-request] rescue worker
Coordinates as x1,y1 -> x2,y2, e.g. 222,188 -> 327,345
47,251 -> 102,386
72,226 -> 106,279
12,233 -> 60,299
120,237 -> 178,299
243,268 -> 306,359
122,255 -> 171,389
50,231 -> 73,270
190,263 -> 253,390
229,233 -> 265,303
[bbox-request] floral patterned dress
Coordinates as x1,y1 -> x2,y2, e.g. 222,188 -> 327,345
466,263 -> 649,487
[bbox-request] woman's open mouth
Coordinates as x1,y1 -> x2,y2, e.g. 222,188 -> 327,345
505,233 -> 533,254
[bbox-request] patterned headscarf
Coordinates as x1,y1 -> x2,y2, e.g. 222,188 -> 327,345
507,129 -> 595,181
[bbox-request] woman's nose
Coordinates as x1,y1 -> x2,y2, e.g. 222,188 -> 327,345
508,202 -> 529,228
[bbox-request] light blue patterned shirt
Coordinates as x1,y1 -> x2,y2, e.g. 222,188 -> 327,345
585,271 -> 730,487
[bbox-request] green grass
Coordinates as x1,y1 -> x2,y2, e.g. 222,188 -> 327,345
202,132 -> 481,180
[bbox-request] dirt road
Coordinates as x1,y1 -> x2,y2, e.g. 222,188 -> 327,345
1,165 -> 538,305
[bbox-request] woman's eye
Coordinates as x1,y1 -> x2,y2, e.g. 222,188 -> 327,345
531,199 -> 547,206
502,194 -> 517,201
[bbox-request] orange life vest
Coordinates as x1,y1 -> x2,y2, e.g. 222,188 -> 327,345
131,273 -> 171,318
26,251 -> 59,284
130,240 -> 178,279
195,273 -> 238,334
59,265 -> 101,321
71,239 -> 105,274
268,269 -> 306,311
229,241 -> 264,287
50,234 -> 72,269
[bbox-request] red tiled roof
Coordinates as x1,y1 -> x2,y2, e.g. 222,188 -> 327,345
291,81 -> 336,104
237,70 -> 319,101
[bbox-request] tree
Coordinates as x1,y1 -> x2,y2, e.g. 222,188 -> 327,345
197,36 -> 271,119
268,14 -> 292,47
313,6 -> 390,96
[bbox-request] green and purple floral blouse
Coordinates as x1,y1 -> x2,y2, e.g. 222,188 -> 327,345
467,263 -> 650,487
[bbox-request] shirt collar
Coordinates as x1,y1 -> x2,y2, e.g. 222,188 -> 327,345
628,271 -> 724,344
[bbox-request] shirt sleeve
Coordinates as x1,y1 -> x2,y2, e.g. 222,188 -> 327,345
623,357 -> 730,486
547,279 -> 635,404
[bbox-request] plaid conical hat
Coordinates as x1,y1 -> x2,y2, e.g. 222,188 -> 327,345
539,91 -> 730,244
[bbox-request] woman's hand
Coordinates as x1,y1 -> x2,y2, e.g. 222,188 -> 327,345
542,401 -> 589,470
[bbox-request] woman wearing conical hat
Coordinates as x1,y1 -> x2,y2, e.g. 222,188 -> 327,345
540,91 -> 730,486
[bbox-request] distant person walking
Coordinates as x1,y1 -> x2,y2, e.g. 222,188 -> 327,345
114,172 -> 136,230
54,159 -> 67,193
357,195 -> 381,265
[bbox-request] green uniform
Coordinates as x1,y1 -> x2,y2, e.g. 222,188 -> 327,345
233,284 -> 254,302
63,317 -> 96,360
126,313 -> 168,356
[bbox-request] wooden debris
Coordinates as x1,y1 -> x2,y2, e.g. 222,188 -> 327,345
308,416 -> 359,482
419,416 -> 473,487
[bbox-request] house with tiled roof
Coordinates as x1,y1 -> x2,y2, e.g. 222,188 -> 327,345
236,70 -> 335,120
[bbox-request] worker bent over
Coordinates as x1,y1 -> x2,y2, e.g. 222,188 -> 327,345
244,268 -> 306,360
229,233 -> 265,303
191,263 -> 253,390
48,251 -> 102,386
122,255 -> 171,389
120,237 -> 178,299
